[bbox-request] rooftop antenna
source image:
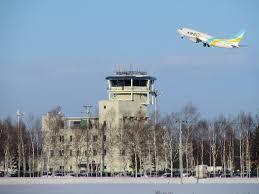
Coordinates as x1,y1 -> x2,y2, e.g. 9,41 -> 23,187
81,105 -> 92,117
130,64 -> 133,72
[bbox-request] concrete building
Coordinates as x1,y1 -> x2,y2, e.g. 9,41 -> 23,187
42,70 -> 156,174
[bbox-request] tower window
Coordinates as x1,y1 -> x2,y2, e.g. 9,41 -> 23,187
111,80 -> 118,87
133,79 -> 147,86
124,80 -> 131,86
104,105 -> 106,109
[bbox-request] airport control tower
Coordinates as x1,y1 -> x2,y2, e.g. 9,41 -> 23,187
107,70 -> 156,104
98,69 -> 156,172
99,69 -> 156,124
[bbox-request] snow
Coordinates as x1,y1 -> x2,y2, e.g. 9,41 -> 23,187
0,177 -> 258,185
0,178 -> 259,194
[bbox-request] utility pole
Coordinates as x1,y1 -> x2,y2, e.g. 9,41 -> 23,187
239,131 -> 243,178
153,90 -> 160,176
81,105 -> 92,176
223,133 -> 226,177
177,120 -> 185,184
154,89 -> 160,127
16,110 -> 24,177
201,138 -> 204,165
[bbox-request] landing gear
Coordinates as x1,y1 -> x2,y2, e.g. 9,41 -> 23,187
203,43 -> 210,47
181,36 -> 184,39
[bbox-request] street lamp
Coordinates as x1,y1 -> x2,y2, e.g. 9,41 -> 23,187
176,120 -> 186,184
16,109 -> 24,177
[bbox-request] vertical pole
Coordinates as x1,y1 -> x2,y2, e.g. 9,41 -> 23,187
223,133 -> 226,177
179,121 -> 183,184
17,112 -> 20,177
154,95 -> 157,126
131,79 -> 133,101
201,138 -> 204,165
17,110 -> 23,178
153,92 -> 160,176
240,132 -> 242,178
83,105 -> 92,176
108,81 -> 111,100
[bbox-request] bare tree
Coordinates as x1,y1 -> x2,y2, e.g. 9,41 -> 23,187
123,111 -> 148,177
237,112 -> 254,177
27,114 -> 38,177
161,113 -> 180,177
193,120 -> 209,166
181,103 -> 199,173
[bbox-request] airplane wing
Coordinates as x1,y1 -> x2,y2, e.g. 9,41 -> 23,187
196,32 -> 213,43
197,36 -> 209,43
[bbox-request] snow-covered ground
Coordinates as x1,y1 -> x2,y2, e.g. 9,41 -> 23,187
0,177 -> 258,185
1,178 -> 259,194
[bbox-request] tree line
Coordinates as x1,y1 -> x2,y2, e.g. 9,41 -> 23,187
0,104 -> 259,177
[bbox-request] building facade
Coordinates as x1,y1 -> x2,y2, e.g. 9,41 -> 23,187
42,70 -> 156,174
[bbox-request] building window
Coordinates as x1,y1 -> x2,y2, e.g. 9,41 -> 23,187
125,79 -> 131,86
93,135 -> 98,142
59,150 -> 64,156
60,136 -> 64,143
77,150 -> 80,156
51,136 -> 55,143
104,105 -> 106,109
85,150 -> 88,156
50,150 -> 54,157
120,150 -> 125,156
70,150 -> 73,156
93,150 -> 97,156
103,135 -> 106,142
60,166 -> 64,170
70,135 -> 72,142
70,166 -> 72,171
133,79 -> 147,87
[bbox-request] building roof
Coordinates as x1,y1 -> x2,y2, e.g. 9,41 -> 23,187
106,75 -> 156,81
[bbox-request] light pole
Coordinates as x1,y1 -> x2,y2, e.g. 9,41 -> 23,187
154,89 -> 160,127
153,90 -> 160,176
81,105 -> 92,176
16,109 -> 24,177
177,120 -> 185,184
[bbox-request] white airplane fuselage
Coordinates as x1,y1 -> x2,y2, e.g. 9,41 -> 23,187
177,28 -> 245,48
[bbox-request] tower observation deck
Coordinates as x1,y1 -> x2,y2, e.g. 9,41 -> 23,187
106,70 -> 156,105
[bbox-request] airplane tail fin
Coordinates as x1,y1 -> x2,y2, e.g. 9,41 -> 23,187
227,30 -> 246,46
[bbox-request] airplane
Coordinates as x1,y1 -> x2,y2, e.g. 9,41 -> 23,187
177,28 -> 246,48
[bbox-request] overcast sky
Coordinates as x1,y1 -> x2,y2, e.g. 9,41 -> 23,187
0,0 -> 258,119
